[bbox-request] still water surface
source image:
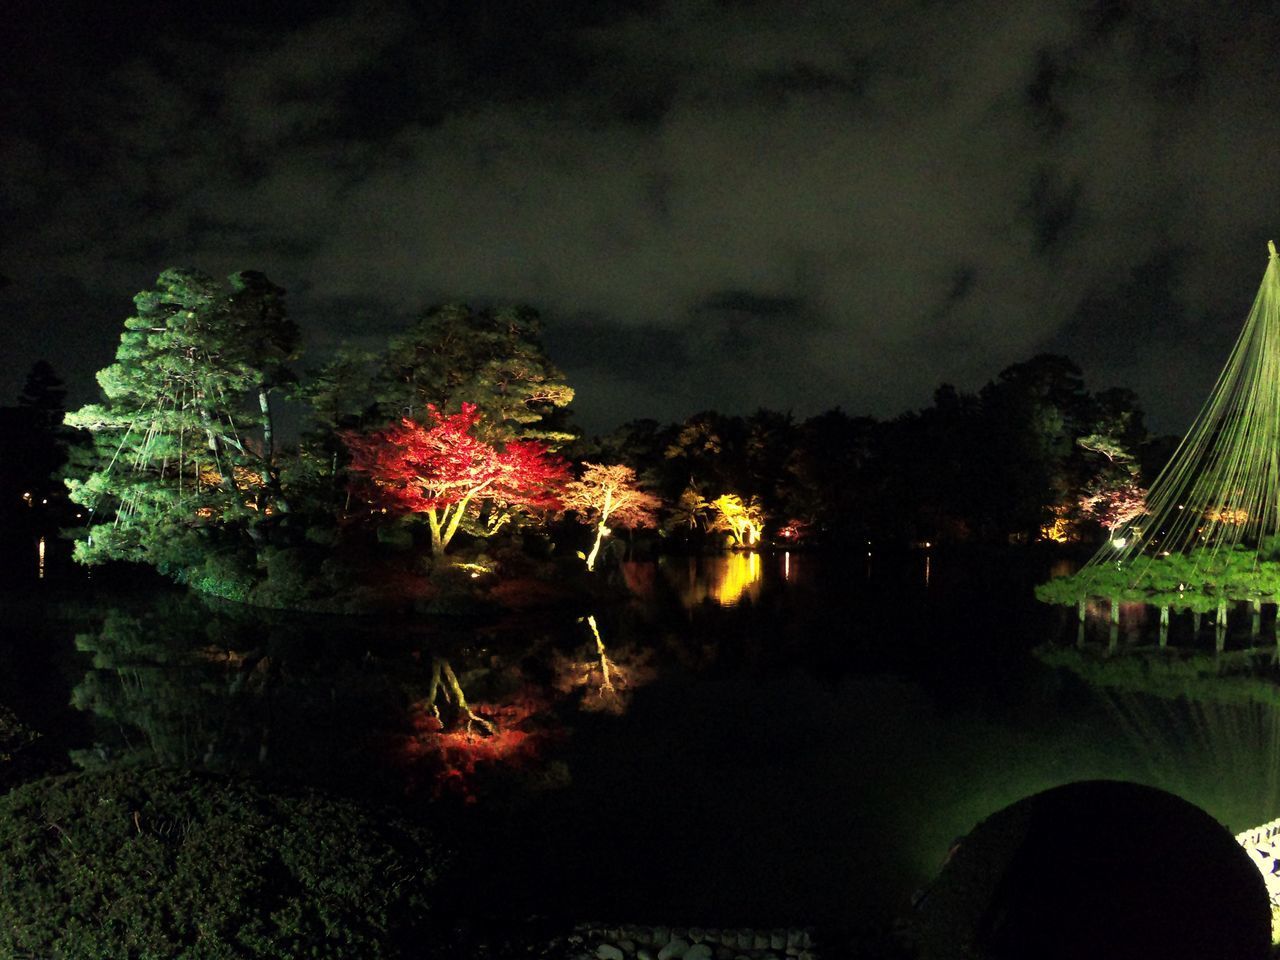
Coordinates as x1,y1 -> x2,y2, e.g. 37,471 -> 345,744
5,542 -> 1280,932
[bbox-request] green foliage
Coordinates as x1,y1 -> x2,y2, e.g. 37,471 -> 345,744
373,303 -> 575,443
0,767 -> 447,959
64,268 -> 298,585
1036,645 -> 1280,709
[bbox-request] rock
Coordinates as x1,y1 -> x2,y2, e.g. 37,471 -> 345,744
657,939 -> 689,960
754,933 -> 770,950
736,930 -> 753,950
619,940 -> 636,955
596,945 -> 624,960
689,927 -> 705,943
770,931 -> 786,951
683,946 -> 713,960
637,951 -> 653,960
652,927 -> 670,946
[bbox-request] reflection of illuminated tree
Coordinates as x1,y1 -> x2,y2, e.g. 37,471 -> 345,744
402,654 -> 551,800
422,657 -> 496,735
70,602 -> 275,771
551,615 -> 654,714
666,553 -> 763,608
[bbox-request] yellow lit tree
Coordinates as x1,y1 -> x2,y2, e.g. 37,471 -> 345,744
709,493 -> 764,547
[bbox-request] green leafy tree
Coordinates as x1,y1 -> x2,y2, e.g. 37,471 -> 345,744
374,303 -> 575,443
63,269 -> 298,589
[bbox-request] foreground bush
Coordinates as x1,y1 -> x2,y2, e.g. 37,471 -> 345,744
0,767 -> 448,959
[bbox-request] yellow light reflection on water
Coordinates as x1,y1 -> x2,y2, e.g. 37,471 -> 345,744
672,552 -> 764,608
37,537 -> 46,579
713,551 -> 761,606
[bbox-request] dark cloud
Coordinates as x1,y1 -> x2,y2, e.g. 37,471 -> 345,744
5,0 -> 1280,434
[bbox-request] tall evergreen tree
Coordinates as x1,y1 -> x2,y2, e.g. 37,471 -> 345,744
64,269 -> 298,581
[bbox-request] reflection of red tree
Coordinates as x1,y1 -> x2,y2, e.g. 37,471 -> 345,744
400,684 -> 550,802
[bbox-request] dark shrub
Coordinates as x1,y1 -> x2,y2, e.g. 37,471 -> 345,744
0,767 -> 449,959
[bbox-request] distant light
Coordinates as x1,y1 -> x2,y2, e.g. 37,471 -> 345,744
1112,537 -> 1127,548
470,572 -> 479,579
925,541 -> 932,549
41,498 -> 47,505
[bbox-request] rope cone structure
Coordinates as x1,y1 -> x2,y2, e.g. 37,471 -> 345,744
1040,241 -> 1280,613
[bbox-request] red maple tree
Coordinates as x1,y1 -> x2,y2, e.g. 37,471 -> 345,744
343,403 -> 568,554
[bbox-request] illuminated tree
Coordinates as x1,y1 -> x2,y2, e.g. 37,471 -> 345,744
709,493 -> 764,547
665,485 -> 710,532
342,403 -> 568,555
374,303 -> 575,443
1079,478 -> 1147,533
561,463 -> 661,571
63,269 -> 298,590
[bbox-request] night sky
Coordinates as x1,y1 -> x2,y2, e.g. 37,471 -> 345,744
5,1 -> 1280,435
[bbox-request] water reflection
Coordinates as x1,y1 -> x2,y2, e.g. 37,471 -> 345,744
39,554 -> 1280,930
1037,641 -> 1280,831
551,614 -> 654,715
662,551 -> 763,607
36,537 -> 45,580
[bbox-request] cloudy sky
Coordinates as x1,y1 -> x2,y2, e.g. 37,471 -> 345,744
4,0 -> 1280,434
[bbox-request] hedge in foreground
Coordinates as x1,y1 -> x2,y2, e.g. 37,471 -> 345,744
0,767 -> 448,959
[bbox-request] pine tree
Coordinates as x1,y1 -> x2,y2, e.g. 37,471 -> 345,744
64,269 -> 298,586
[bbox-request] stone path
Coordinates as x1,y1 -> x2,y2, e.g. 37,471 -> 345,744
564,924 -> 819,960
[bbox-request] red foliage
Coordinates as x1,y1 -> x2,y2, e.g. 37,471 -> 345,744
343,403 -> 568,520
399,689 -> 551,801
1079,478 -> 1147,530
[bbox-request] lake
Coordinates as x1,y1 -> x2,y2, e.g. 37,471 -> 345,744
5,537 -> 1280,939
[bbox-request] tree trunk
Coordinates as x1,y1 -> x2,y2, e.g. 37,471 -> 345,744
1159,605 -> 1169,649
258,388 -> 274,463
585,523 -> 607,572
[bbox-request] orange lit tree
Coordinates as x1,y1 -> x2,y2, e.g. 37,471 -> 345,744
343,403 -> 567,555
561,463 -> 662,571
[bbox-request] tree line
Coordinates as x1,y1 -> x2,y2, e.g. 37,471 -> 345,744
3,267 -> 1167,607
